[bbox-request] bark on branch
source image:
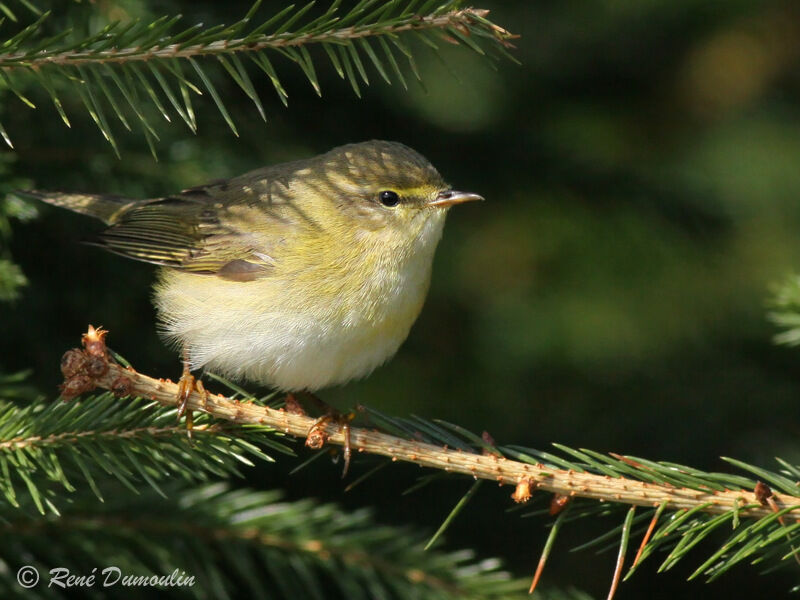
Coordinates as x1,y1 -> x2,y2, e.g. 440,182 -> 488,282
62,326 -> 800,521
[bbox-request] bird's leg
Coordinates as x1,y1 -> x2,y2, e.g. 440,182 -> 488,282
176,346 -> 208,437
176,347 -> 193,419
301,393 -> 354,478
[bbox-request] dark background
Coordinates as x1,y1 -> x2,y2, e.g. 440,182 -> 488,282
3,1 -> 800,597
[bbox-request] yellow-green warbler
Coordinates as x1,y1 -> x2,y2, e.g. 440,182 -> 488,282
26,141 -> 483,397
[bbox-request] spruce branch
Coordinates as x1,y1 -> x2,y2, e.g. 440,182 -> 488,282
0,389 -> 293,515
51,325 -> 800,590
0,8 -> 513,67
0,1 -> 516,153
0,482 -> 527,599
62,326 -> 800,524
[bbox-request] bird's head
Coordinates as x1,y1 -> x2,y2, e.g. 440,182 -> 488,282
311,140 -> 483,243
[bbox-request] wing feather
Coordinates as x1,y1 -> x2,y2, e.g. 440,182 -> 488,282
95,181 -> 289,278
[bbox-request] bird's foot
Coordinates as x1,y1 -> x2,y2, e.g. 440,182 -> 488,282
298,393 -> 354,478
177,366 -> 208,438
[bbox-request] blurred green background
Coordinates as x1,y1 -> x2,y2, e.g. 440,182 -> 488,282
3,0 -> 800,596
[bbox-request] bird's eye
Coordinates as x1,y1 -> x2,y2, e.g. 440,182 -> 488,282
378,190 -> 400,207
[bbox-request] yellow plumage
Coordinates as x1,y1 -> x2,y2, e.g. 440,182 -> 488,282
24,141 -> 482,391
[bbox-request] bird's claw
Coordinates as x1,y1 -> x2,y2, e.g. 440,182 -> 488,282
305,408 -> 355,478
176,368 -> 208,439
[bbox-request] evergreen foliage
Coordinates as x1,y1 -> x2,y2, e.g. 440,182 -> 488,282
770,275 -> 800,347
363,409 -> 800,586
0,2 -> 530,597
1,481 -> 527,599
0,393 -> 292,514
0,0 -> 514,156
2,1 -> 799,598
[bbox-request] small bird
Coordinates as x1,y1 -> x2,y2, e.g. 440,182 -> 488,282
25,140 -> 482,409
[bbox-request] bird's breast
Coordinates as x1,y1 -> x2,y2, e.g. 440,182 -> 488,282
154,213 -> 446,391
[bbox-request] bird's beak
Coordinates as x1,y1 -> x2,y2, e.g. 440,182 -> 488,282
429,189 -> 484,208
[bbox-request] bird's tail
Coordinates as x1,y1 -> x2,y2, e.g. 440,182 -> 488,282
17,190 -> 137,225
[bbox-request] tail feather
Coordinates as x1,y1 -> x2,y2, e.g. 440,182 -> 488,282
17,190 -> 138,224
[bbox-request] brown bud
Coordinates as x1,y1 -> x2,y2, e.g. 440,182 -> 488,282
481,430 -> 502,456
511,478 -> 535,504
60,349 -> 87,378
755,481 -> 773,506
82,325 -> 109,359
284,393 -> 307,416
60,375 -> 95,401
549,493 -> 571,515
305,426 -> 328,450
110,376 -> 133,398
85,356 -> 108,378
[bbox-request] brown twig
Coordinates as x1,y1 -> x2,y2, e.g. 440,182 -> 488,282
62,326 -> 800,522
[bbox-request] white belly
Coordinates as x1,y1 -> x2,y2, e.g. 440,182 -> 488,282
154,214 -> 445,391
213,305 -> 416,391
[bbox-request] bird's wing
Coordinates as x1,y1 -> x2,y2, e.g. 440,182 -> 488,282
96,169 -> 303,281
